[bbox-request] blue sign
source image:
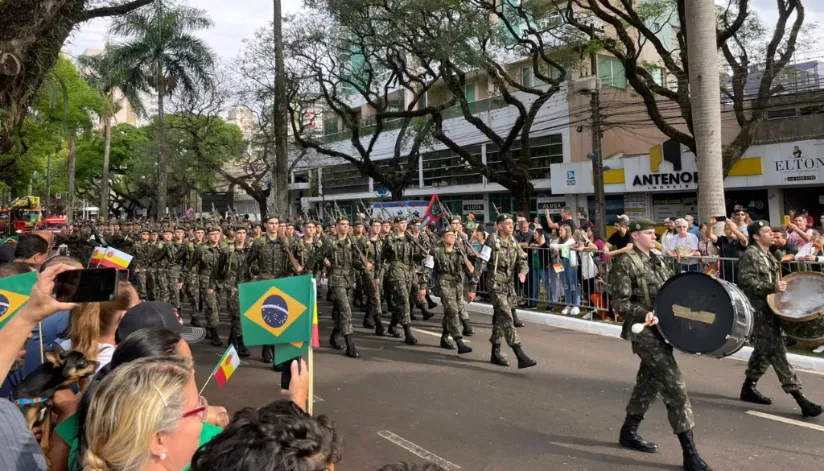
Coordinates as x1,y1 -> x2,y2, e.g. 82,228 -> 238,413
376,187 -> 389,198
566,170 -> 576,186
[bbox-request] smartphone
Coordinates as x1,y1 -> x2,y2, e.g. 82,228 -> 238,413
54,268 -> 119,303
280,356 -> 303,390
118,270 -> 130,282
57,244 -> 68,256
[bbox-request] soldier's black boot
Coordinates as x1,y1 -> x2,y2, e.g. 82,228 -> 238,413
363,313 -> 376,329
329,329 -> 344,350
236,336 -> 250,358
344,335 -> 360,358
455,338 -> 472,354
227,331 -> 238,349
490,344 -> 510,367
791,391 -> 823,417
209,328 -> 223,347
426,293 -> 438,309
618,415 -> 658,453
677,430 -> 712,471
419,302 -> 435,321
740,378 -> 773,405
461,319 -> 475,336
374,317 -> 387,336
190,317 -> 203,328
204,325 -> 213,339
387,322 -> 402,338
402,325 -> 418,345
511,309 -> 525,328
512,345 -> 537,369
440,329 -> 455,350
261,345 -> 274,363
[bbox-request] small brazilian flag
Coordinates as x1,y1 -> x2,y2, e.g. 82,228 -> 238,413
0,271 -> 37,329
239,274 -> 314,347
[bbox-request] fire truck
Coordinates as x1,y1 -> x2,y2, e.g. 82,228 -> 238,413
2,196 -> 44,235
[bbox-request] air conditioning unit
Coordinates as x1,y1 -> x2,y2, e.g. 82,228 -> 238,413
573,76 -> 600,94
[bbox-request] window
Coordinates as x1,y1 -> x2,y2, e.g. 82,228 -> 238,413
322,163 -> 369,195
464,83 -> 476,103
422,145 -> 484,187
522,66 -> 547,87
417,91 -> 427,110
323,117 -> 339,135
766,108 -> 797,120
598,56 -> 627,88
646,67 -> 664,87
486,134 -> 564,180
800,104 -> 824,115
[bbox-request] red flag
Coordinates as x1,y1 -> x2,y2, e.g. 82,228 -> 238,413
419,194 -> 444,229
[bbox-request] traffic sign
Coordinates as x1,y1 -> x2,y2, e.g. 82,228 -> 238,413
376,187 -> 389,198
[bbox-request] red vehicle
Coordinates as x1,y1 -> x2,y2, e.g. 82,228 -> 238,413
4,196 -> 43,235
43,215 -> 67,233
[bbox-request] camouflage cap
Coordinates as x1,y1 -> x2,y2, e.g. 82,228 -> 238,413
747,220 -> 770,238
628,218 -> 657,233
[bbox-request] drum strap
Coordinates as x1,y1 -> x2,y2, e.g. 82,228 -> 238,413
626,251 -> 650,307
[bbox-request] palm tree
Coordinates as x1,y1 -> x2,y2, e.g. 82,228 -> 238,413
77,44 -> 148,222
109,0 -> 215,219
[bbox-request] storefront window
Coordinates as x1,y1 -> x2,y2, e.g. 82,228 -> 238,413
486,134 -> 563,180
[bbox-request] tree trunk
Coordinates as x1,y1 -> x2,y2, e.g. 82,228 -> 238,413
257,197 -> 268,221
156,79 -> 168,221
271,0 -> 290,218
511,183 -> 532,218
685,0 -> 725,222
67,138 -> 76,223
101,108 -> 112,222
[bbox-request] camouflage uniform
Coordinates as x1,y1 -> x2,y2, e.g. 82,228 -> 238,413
609,246 -> 694,435
360,234 -> 384,331
188,242 -> 222,331
166,239 -> 186,310
148,239 -> 167,301
312,234 -> 363,350
222,241 -> 250,342
183,240 -> 203,321
421,239 -> 472,352
738,245 -> 801,393
131,239 -> 152,300
382,230 -> 424,341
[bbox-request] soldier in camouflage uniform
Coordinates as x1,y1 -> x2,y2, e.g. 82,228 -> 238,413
244,215 -> 304,365
147,230 -> 165,301
467,214 -> 536,369
165,225 -> 187,310
184,227 -> 206,327
350,220 -> 366,310
295,220 -> 322,279
407,218 -> 435,321
131,229 -> 152,300
187,227 -> 224,347
737,221 -> 822,418
312,216 -> 364,358
381,217 -> 424,344
449,216 -> 479,334
421,227 -> 473,355
361,219 -> 386,335
607,218 -> 710,471
221,225 -> 251,357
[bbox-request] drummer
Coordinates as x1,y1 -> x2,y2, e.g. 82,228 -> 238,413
608,218 -> 711,471
737,220 -> 822,417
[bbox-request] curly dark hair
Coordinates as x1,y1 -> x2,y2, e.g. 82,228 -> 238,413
191,400 -> 342,471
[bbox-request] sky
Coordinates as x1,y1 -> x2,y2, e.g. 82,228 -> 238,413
65,0 -> 824,63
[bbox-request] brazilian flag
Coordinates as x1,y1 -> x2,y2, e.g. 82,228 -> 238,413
239,274 -> 314,353
1,236 -> 19,245
0,271 -> 37,329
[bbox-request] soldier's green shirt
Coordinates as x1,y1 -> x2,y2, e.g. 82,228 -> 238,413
221,242 -> 250,288
421,244 -> 471,287
188,243 -> 222,289
243,234 -> 292,280
381,231 -> 425,282
738,245 -> 778,312
312,235 -> 363,288
608,247 -> 672,337
470,233 -> 528,291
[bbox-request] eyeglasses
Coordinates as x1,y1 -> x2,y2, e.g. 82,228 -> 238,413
182,396 -> 209,421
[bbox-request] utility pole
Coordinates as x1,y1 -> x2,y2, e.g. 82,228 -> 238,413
590,53 -> 607,237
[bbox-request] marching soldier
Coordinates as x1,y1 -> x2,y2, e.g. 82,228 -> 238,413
467,214 -> 536,369
450,216 -> 482,333
420,227 -> 473,355
244,214 -> 304,365
188,227 -> 224,347
382,216 -> 424,344
361,219 -> 386,335
312,216 -> 364,358
251,222 -> 263,241
148,230 -> 166,302
222,224 -> 251,358
165,225 -> 187,311
608,218 -> 710,471
408,218 -> 435,320
351,220 -> 367,310
738,220 -> 822,417
184,227 -> 206,327
131,229 -> 152,300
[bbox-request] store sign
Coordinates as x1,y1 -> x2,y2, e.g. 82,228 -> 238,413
771,144 -> 824,183
623,194 -> 651,220
626,140 -> 699,191
536,196 -> 565,214
462,200 -> 485,214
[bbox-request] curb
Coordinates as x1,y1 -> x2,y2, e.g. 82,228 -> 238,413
434,297 -> 824,374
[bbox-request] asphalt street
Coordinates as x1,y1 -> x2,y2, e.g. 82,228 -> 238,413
189,301 -> 824,471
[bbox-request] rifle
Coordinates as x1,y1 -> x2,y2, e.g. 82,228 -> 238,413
280,234 -> 303,274
348,234 -> 372,271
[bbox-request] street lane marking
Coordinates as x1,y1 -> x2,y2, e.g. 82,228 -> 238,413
727,356 -> 824,377
410,328 -> 471,343
746,410 -> 824,432
313,395 -> 324,402
377,430 -> 461,470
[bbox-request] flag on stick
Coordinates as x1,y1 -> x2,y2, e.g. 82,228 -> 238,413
88,246 -> 106,267
0,271 -> 37,329
239,274 -> 314,346
98,247 -> 133,269
419,194 -> 443,230
214,345 -> 240,388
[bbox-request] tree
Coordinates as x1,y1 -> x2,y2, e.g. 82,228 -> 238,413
0,0 -> 153,165
564,0 -> 810,178
271,0 -> 289,216
108,0 -> 215,218
77,44 -> 149,222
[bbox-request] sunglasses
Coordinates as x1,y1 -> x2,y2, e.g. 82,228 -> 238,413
182,396 -> 209,421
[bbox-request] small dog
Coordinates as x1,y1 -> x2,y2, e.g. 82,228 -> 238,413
12,344 -> 98,460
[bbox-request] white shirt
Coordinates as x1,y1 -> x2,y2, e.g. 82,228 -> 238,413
665,233 -> 699,264
57,339 -> 115,373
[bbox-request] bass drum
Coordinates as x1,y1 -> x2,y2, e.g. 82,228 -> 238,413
768,271 -> 824,347
654,272 -> 754,357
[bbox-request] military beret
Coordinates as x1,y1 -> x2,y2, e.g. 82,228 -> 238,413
265,214 -> 281,223
336,215 -> 350,224
174,225 -> 186,231
251,222 -> 262,229
304,220 -> 317,227
382,219 -> 392,224
393,216 -> 406,223
628,218 -> 656,233
207,227 -> 221,234
440,227 -> 456,237
140,229 -> 150,234
495,213 -> 513,224
353,219 -> 364,227
194,226 -> 206,232
370,219 -> 382,226
162,228 -> 173,233
410,217 -> 421,224
747,220 -> 770,238
233,224 -> 247,232
449,215 -> 462,223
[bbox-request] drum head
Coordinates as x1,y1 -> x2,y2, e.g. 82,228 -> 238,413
768,271 -> 824,322
655,273 -> 735,354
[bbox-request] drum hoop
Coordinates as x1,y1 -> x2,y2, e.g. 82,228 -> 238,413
768,271 -> 824,323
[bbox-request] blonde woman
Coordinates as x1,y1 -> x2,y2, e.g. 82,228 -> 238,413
82,356 -> 203,471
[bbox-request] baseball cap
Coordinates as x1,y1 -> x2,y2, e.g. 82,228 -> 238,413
116,301 -> 206,344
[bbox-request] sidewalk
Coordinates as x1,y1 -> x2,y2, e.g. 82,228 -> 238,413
446,297 -> 824,374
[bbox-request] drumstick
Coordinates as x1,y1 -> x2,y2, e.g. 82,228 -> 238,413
631,320 -> 653,334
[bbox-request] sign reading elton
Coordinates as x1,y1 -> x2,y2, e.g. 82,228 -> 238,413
771,144 -> 824,183
624,139 -> 699,191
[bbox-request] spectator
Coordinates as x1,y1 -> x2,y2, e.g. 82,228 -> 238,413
684,215 -> 701,239
733,208 -> 749,237
57,281 -> 138,372
787,213 -> 813,246
665,218 -> 700,273
577,209 -> 592,229
529,227 -> 551,310
706,221 -> 748,282
660,218 -> 677,251
604,216 -> 633,259
819,213 -> 824,230
0,237 -> 17,264
549,224 -> 581,315
14,234 -> 51,269
580,227 -> 604,314
515,219 -> 536,307
116,301 -> 206,345
771,228 -> 800,274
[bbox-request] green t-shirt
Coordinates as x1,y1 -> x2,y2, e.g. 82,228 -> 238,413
55,413 -> 223,471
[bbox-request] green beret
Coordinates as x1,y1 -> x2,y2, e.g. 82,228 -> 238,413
441,227 -> 456,237
174,225 -> 186,231
353,219 -> 364,227
162,228 -> 173,234
410,217 -> 421,224
495,213 -> 513,224
747,220 -> 769,238
382,219 -> 392,224
265,214 -> 280,223
194,226 -> 205,232
369,219 -> 382,226
393,216 -> 406,223
140,229 -> 150,234
336,216 -> 350,224
233,224 -> 247,232
251,222 -> 262,229
449,215 -> 462,223
628,218 -> 656,233
207,227 -> 221,234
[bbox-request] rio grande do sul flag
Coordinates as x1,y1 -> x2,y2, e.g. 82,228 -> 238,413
0,271 -> 37,329
213,345 -> 240,388
239,274 -> 314,347
88,246 -> 106,267
98,247 -> 133,269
